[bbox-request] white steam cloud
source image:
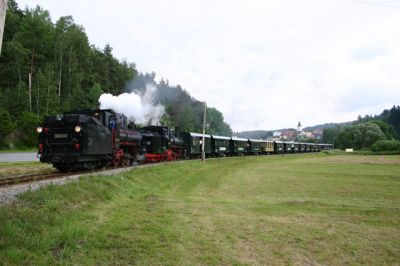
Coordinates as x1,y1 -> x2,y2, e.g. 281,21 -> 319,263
99,84 -> 164,125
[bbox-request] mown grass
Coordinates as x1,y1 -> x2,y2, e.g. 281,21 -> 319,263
0,161 -> 55,179
324,149 -> 400,155
0,153 -> 399,265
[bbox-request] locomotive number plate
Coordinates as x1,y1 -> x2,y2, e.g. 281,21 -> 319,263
54,133 -> 68,139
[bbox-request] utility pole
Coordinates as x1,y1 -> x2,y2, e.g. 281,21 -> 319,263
202,102 -> 207,162
0,0 -> 7,55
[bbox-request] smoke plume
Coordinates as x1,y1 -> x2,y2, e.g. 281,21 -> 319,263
99,84 -> 164,125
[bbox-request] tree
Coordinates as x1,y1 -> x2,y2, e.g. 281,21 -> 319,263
180,105 -> 194,132
322,126 -> 342,144
159,113 -> 175,128
387,106 -> 400,136
15,112 -> 40,148
370,120 -> 397,140
85,83 -> 103,109
335,122 -> 386,150
206,107 -> 233,136
15,6 -> 54,112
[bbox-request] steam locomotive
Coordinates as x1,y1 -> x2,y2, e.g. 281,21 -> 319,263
37,109 -> 333,171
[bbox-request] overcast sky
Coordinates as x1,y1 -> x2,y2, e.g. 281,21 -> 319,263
16,0 -> 400,131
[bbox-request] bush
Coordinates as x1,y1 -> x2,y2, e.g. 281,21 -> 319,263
371,140 -> 400,152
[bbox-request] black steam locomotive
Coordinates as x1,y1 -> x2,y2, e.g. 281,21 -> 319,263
37,109 -> 333,171
37,109 -> 143,171
140,126 -> 187,162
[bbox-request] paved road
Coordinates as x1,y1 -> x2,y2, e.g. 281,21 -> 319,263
0,152 -> 39,162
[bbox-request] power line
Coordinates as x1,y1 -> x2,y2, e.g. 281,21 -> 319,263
346,0 -> 400,8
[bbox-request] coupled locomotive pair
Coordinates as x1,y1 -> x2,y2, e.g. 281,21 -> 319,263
37,109 -> 188,171
37,109 -> 333,171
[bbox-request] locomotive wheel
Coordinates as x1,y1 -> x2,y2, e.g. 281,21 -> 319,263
112,159 -> 120,167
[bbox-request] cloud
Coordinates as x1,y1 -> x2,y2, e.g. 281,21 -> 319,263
352,47 -> 388,61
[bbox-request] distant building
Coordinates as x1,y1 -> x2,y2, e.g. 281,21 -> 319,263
297,121 -> 302,132
303,131 -> 313,138
282,129 -> 296,140
313,128 -> 323,139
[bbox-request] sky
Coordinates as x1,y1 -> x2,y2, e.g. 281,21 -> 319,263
16,0 -> 400,131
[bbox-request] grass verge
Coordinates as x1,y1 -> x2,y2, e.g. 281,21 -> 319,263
0,153 -> 399,265
0,161 -> 55,179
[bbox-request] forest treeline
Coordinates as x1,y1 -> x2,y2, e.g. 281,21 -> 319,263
0,1 -> 231,148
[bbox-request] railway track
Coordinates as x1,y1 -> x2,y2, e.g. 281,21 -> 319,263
0,172 -> 77,187
0,158 -> 181,188
0,166 -> 135,188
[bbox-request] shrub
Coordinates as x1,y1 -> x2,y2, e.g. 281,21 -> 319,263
371,140 -> 400,152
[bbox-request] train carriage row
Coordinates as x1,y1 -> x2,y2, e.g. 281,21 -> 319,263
36,109 -> 333,171
183,132 -> 333,158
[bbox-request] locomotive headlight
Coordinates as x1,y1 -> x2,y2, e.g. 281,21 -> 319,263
36,127 -> 43,133
74,126 -> 82,133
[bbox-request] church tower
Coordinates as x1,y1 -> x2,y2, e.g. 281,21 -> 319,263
297,121 -> 302,132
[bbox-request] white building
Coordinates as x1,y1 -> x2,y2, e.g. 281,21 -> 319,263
297,121 -> 302,133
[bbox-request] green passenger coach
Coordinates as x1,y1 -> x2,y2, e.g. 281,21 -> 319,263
230,137 -> 249,156
179,132 -> 212,158
212,135 -> 231,156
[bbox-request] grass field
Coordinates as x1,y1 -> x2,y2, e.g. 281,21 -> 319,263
0,153 -> 399,265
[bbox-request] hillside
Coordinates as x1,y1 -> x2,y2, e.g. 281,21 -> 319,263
303,121 -> 353,131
